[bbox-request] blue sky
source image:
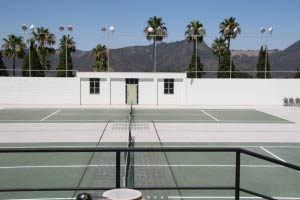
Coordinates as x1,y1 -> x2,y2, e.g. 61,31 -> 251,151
1,0 -> 300,51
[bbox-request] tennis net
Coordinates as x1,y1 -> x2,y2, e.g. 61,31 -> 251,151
123,104 -> 135,188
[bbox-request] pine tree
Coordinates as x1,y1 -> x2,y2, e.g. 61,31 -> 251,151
256,46 -> 271,78
187,54 -> 204,78
56,35 -> 75,77
22,43 -> 43,77
56,50 -> 74,77
0,51 -> 8,76
218,51 -> 235,78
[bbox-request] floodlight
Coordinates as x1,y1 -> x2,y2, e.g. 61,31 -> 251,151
109,26 -> 115,33
147,26 -> 153,33
29,24 -> 35,31
22,24 -> 27,31
59,25 -> 65,32
67,25 -> 73,32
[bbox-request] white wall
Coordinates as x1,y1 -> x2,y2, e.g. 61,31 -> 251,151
186,79 -> 300,105
139,78 -> 155,105
111,78 -> 126,105
80,78 -> 108,105
158,78 -> 184,105
0,77 -> 80,105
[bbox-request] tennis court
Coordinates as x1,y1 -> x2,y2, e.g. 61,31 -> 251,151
0,106 -> 299,200
0,108 -> 292,123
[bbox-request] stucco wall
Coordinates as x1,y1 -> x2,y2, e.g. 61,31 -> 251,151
0,77 -> 80,105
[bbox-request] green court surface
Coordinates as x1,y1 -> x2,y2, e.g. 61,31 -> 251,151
0,108 -> 292,123
0,142 -> 299,200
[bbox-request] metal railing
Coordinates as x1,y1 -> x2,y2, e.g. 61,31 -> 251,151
0,147 -> 299,200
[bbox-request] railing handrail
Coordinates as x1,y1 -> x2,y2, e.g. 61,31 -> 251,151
0,146 -> 299,171
0,146 -> 299,200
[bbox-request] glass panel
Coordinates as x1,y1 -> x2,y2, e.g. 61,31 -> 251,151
90,88 -> 94,94
95,88 -> 100,94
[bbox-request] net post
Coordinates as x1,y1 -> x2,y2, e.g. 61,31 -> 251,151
235,150 -> 241,200
116,151 -> 121,188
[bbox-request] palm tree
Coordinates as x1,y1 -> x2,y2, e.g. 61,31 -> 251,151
91,44 -> 108,72
57,35 -> 76,77
32,27 -> 56,72
144,16 -> 168,71
211,37 -> 227,68
2,34 -> 26,76
185,20 -> 205,55
219,17 -> 241,50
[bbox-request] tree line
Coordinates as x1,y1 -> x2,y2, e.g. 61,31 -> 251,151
0,19 -> 300,78
0,26 -> 107,77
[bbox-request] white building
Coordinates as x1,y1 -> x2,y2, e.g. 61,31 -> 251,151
0,72 -> 299,106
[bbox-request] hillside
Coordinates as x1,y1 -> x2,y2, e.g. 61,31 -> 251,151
1,39 -> 300,76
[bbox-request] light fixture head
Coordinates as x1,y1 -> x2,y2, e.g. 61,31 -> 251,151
29,24 -> 35,31
224,27 -> 230,35
198,27 -> 206,35
59,25 -> 65,32
233,27 -> 239,33
109,26 -> 115,33
21,24 -> 27,31
269,27 -> 273,33
101,25 -> 106,32
260,27 -> 266,34
147,26 -> 153,33
67,25 -> 73,32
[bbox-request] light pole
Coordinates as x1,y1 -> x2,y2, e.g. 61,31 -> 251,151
260,26 -> 273,79
147,26 -> 166,73
189,26 -> 206,78
224,26 -> 239,79
59,24 -> 73,77
21,24 -> 35,77
101,25 -> 115,72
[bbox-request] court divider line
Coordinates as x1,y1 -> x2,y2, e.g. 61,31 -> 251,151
40,109 -> 62,121
260,147 -> 286,162
200,110 -> 220,122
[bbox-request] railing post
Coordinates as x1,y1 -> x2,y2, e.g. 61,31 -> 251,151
235,150 -> 241,200
116,151 -> 121,188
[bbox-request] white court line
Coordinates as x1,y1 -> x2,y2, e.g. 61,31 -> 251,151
200,110 -> 220,122
0,145 -> 300,149
260,146 -> 286,162
40,109 -> 61,121
0,164 -> 283,169
168,196 -> 300,199
56,113 -> 208,116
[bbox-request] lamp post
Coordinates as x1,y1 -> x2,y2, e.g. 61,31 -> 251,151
59,24 -> 73,77
189,26 -> 206,78
101,25 -> 115,72
224,26 -> 239,79
260,26 -> 273,79
147,26 -> 166,73
21,24 -> 35,77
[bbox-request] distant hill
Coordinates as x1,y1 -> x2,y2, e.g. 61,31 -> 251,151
2,39 -> 300,77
